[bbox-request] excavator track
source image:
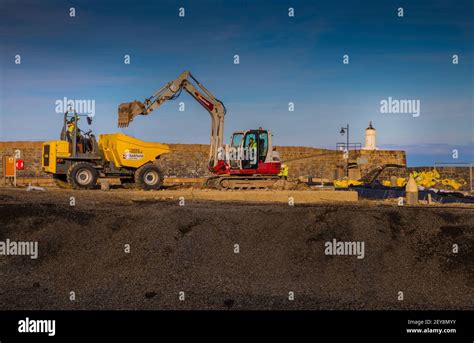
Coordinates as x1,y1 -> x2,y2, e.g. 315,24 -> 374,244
205,175 -> 280,190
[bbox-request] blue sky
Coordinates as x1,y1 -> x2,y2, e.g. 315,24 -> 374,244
0,0 -> 472,166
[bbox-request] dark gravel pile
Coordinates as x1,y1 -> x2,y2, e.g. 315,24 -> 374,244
0,189 -> 472,310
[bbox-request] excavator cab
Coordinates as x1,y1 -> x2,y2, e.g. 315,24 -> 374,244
238,128 -> 275,172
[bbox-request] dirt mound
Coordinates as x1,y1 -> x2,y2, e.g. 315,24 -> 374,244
272,179 -> 311,190
0,189 -> 472,310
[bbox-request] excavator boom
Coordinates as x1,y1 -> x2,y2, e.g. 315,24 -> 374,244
117,71 -> 226,168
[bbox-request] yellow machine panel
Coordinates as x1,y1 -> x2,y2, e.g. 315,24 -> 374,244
42,140 -> 71,173
99,133 -> 170,168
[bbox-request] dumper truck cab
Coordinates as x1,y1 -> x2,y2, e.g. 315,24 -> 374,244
42,110 -> 169,190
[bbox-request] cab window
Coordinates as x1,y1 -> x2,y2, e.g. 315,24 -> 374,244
231,133 -> 243,148
258,132 -> 268,160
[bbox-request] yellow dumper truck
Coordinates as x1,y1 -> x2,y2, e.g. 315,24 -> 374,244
42,111 -> 169,189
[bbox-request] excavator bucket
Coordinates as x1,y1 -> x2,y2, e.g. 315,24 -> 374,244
117,100 -> 147,127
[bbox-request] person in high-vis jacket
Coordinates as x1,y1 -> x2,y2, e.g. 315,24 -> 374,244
249,137 -> 257,150
66,117 -> 83,152
278,164 -> 289,180
67,117 -> 82,138
66,118 -> 75,139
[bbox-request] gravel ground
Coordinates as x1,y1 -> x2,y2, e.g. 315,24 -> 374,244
0,188 -> 472,310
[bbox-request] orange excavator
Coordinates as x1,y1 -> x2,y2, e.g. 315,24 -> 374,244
118,71 -> 282,189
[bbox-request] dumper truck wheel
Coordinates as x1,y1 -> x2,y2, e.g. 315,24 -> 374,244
67,162 -> 98,189
135,163 -> 163,190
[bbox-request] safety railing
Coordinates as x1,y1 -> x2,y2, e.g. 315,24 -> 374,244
336,143 -> 362,151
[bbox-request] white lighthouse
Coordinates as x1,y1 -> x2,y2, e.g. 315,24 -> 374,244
363,121 -> 377,150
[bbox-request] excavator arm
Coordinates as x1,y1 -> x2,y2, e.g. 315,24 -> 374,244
117,71 -> 226,169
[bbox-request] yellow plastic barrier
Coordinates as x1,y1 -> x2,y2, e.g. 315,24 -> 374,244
335,169 -> 466,191
396,170 -> 465,190
333,179 -> 363,188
